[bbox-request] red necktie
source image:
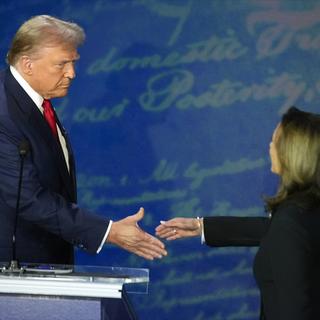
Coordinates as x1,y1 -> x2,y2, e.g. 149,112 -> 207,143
42,99 -> 58,138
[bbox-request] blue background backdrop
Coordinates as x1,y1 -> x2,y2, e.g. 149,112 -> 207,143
2,1 -> 320,319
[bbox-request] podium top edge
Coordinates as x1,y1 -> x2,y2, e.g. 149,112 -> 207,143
0,262 -> 149,284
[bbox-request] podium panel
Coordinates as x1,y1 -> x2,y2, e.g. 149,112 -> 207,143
0,295 -> 101,320
0,264 -> 148,320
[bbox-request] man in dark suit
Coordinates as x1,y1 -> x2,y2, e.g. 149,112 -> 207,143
0,15 -> 166,265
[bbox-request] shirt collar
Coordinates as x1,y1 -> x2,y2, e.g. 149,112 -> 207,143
10,65 -> 44,113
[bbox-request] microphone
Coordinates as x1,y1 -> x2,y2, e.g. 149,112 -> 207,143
2,139 -> 30,273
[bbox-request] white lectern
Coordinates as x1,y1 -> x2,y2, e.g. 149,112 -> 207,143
0,263 -> 149,320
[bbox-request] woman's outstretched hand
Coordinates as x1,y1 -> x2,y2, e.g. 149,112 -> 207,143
155,217 -> 202,240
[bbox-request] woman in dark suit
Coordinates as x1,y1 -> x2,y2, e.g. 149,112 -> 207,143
156,107 -> 320,320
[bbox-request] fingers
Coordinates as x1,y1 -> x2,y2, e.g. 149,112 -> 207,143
166,233 -> 181,241
142,232 -> 167,256
155,221 -> 177,236
155,217 -> 201,240
134,244 -> 166,260
155,218 -> 185,238
157,218 -> 180,229
155,224 -> 180,239
126,234 -> 167,260
155,224 -> 166,234
124,228 -> 167,259
157,217 -> 194,230
134,247 -> 163,260
156,227 -> 185,241
163,229 -> 181,241
129,207 -> 144,223
155,226 -> 176,238
143,232 -> 166,249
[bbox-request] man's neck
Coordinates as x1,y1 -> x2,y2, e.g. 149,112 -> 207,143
10,65 -> 43,109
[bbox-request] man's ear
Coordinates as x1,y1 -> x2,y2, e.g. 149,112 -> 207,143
18,55 -> 33,75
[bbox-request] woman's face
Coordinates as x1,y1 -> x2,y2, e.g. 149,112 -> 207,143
270,124 -> 281,175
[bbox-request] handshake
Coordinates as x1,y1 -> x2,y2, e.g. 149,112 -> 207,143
107,207 -> 203,260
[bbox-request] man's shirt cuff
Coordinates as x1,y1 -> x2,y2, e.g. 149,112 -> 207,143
96,220 -> 113,253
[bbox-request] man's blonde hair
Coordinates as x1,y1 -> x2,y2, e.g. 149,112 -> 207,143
7,15 -> 85,65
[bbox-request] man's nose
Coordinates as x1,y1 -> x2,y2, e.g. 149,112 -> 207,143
65,63 -> 76,79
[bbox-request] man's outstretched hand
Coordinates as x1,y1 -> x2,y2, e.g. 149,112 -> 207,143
107,208 -> 167,260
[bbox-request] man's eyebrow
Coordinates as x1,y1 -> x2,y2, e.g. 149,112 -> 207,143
59,55 -> 80,63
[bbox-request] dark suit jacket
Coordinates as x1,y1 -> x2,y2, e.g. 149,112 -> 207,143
203,198 -> 320,320
0,68 -> 108,265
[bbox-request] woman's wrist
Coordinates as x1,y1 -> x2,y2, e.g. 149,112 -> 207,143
196,217 -> 203,235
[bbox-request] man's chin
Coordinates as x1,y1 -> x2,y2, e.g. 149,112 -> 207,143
48,88 -> 70,98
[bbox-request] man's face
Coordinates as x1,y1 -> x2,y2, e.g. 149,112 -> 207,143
26,45 -> 79,99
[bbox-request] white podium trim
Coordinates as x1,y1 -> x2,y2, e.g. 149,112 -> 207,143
0,276 -> 123,298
